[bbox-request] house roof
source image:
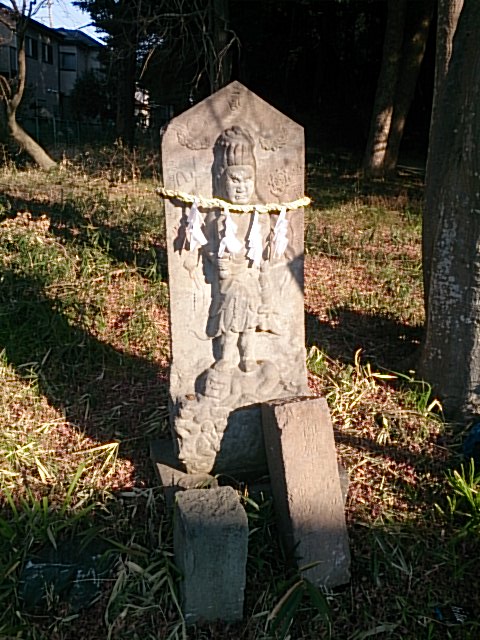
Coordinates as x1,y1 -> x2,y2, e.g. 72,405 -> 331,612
56,28 -> 103,49
0,2 -> 61,39
0,3 -> 103,48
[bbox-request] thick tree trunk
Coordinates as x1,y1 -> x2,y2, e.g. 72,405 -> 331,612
423,0 -> 464,310
419,1 -> 480,419
384,0 -> 434,174
8,115 -> 56,170
362,0 -> 407,177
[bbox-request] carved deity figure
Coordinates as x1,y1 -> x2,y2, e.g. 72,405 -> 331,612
204,125 -> 265,374
174,122 -> 291,473
207,254 -> 261,372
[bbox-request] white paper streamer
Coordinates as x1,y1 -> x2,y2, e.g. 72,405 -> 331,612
218,206 -> 243,257
186,198 -> 208,251
247,208 -> 263,267
272,206 -> 289,258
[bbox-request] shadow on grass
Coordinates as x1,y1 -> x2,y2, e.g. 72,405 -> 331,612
306,150 -> 425,210
0,191 -> 168,283
0,270 -> 168,483
305,307 -> 456,493
306,306 -> 423,372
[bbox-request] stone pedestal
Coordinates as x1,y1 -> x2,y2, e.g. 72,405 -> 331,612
174,486 -> 248,623
262,396 -> 351,587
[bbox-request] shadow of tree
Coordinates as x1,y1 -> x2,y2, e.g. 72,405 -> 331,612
0,190 -> 168,283
306,150 -> 425,210
306,306 -> 423,372
304,305 -> 458,506
0,270 -> 168,483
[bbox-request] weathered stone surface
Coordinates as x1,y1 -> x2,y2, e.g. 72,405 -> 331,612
338,461 -> 349,507
262,396 -> 351,587
161,81 -> 308,476
150,439 -> 218,507
174,486 -> 248,623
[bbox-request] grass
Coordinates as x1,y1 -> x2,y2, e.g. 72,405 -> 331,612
0,149 -> 479,639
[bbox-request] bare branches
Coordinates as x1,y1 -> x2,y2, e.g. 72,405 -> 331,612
0,75 -> 12,102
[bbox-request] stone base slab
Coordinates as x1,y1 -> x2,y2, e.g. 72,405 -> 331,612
262,396 -> 351,587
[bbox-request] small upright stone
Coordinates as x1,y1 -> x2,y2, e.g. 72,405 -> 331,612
262,396 -> 350,587
174,486 -> 248,624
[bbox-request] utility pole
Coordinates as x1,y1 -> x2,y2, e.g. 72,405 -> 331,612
47,0 -> 53,28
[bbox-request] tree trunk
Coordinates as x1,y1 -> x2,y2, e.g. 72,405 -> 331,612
0,9 -> 56,170
115,45 -> 137,148
419,1 -> 480,419
384,0 -> 434,174
423,0 -> 464,310
8,115 -> 56,171
210,0 -> 231,92
362,0 -> 407,177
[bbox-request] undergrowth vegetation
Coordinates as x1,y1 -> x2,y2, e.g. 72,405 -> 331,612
0,151 -> 479,639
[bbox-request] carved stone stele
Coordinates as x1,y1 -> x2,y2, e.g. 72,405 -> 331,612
161,81 -> 308,476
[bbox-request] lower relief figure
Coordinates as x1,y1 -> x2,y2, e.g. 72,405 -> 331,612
175,249 -> 289,473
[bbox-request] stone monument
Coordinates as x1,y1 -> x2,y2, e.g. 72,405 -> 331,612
157,84 -> 350,623
159,81 -> 310,477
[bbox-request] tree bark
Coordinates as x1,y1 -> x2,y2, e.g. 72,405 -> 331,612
362,0 -> 407,177
419,0 -> 480,419
384,0 -> 434,174
210,0 -> 231,92
115,44 -> 137,148
423,0 -> 464,310
8,114 -> 56,170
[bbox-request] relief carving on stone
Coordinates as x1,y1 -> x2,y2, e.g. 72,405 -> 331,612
174,121 -> 211,151
172,124 -> 302,473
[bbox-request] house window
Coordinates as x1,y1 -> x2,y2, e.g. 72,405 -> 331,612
25,36 -> 38,59
60,52 -> 76,71
42,42 -> 53,64
9,46 -> 17,77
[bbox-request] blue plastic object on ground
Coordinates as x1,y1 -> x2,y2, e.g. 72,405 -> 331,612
462,422 -> 480,467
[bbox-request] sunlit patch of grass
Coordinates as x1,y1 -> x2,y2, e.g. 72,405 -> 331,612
0,350 -> 60,492
0,349 -> 125,502
307,347 -> 447,524
438,461 -> 480,535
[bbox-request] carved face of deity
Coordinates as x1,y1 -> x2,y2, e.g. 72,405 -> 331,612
224,165 -> 255,204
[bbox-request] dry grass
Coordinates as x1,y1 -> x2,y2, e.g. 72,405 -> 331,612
0,153 -> 478,639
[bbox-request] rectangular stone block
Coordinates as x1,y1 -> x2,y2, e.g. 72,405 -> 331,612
262,396 -> 350,587
174,486 -> 248,623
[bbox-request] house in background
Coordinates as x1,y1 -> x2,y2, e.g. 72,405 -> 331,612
56,28 -> 103,117
0,4 -> 104,120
